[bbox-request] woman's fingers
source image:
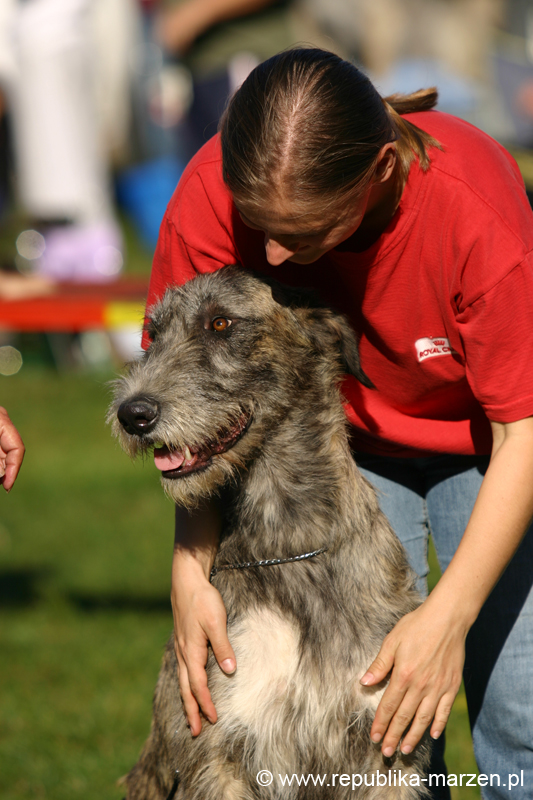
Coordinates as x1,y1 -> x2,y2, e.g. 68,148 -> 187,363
173,638 -> 204,736
180,632 -> 218,729
2,446 -> 24,491
361,642 -> 395,686
399,696 -> 436,754
430,692 -> 456,741
390,695 -> 436,755
185,592 -> 235,722
378,686 -> 457,756
369,677 -> 410,749
364,635 -> 409,745
403,692 -> 454,753
209,626 -> 236,675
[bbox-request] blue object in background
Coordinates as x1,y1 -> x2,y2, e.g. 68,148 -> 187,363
373,58 -> 480,116
116,156 -> 184,250
371,56 -> 513,144
493,53 -> 533,148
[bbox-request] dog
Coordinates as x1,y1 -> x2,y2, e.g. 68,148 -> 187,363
110,266 -> 430,799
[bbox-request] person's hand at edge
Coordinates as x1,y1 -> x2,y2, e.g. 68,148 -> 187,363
0,406 -> 25,491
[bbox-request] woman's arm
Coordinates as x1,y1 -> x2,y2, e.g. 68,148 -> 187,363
361,415 -> 533,755
155,0 -> 276,56
172,498 -> 236,736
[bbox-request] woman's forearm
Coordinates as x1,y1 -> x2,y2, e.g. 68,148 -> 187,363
174,497 -> 222,579
364,416 -> 533,754
428,416 -> 533,626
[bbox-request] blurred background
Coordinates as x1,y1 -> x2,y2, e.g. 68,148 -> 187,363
1,1 -> 533,797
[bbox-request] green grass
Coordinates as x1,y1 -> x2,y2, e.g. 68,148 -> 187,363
0,370 -> 173,799
0,368 -> 480,799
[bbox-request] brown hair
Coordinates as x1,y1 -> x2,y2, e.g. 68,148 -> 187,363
220,48 -> 440,213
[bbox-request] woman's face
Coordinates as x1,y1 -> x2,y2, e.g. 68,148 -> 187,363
236,190 -> 372,266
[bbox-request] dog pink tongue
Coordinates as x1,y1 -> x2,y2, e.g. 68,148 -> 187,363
154,446 -> 185,472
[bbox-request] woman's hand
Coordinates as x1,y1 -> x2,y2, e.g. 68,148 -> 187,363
173,502 -> 236,736
171,559 -> 236,736
360,595 -> 467,755
0,407 -> 25,491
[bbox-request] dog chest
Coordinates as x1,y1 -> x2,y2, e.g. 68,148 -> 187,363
207,606 -> 383,766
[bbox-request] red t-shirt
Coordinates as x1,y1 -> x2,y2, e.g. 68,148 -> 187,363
145,111 -> 533,457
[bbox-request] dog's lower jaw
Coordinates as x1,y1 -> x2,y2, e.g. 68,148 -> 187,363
156,410 -> 253,481
160,446 -> 249,507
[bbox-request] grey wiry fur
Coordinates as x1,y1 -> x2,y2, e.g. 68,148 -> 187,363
110,267 -> 430,799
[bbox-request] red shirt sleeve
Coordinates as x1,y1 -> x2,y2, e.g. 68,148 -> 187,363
457,254 -> 533,422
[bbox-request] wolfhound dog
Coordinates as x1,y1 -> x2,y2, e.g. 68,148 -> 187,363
110,267 -> 430,799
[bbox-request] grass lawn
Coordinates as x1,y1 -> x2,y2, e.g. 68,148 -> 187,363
1,369 -> 174,799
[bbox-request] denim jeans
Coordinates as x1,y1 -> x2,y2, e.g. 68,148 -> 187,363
356,453 -> 533,800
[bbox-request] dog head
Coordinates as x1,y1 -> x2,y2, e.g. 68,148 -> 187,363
109,267 -> 372,506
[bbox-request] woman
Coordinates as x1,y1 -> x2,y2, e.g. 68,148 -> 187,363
145,49 -> 533,798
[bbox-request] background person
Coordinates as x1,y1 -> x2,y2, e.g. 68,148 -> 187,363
152,0 -> 327,159
0,0 -> 138,281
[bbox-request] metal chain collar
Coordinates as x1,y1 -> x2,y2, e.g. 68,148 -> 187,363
210,546 -> 328,578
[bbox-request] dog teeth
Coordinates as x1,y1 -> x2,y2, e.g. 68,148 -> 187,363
183,445 -> 193,461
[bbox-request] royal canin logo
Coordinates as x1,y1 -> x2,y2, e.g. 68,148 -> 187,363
415,336 -> 455,363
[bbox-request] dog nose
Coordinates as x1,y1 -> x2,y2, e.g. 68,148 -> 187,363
117,397 -> 160,435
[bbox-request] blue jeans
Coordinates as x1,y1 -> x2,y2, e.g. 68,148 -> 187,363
356,453 -> 533,800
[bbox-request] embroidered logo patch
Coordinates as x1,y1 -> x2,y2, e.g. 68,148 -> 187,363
415,337 -> 454,362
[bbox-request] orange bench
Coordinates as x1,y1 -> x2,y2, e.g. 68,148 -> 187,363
0,277 -> 148,333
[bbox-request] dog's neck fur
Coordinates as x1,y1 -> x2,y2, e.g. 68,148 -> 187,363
213,375 -> 417,669
218,377 -> 365,564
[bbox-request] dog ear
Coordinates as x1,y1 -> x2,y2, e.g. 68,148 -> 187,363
267,279 -> 318,310
298,307 -> 374,389
265,278 -> 374,388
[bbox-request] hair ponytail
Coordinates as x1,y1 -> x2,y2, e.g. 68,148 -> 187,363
383,88 -> 441,173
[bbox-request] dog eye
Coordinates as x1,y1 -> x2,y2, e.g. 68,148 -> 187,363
211,317 -> 231,332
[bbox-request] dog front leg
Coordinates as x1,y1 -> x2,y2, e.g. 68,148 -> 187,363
122,710 -> 180,800
173,760 -> 258,800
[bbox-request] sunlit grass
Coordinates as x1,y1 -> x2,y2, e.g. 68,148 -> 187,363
1,370 -> 173,799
